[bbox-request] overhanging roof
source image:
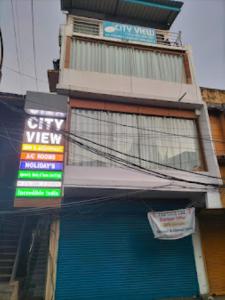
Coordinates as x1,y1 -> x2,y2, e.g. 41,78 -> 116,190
61,0 -> 183,29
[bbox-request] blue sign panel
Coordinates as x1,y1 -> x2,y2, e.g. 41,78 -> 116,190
103,21 -> 156,44
20,161 -> 63,171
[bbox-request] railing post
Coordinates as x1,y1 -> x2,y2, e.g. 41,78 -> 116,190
178,30 -> 182,47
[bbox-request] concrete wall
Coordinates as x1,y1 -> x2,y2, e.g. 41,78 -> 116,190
64,165 -> 219,192
58,69 -> 201,105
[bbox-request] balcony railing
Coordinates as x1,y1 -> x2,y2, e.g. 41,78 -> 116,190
72,18 -> 184,49
156,30 -> 183,48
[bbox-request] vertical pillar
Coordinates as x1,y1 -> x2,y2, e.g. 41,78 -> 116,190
45,218 -> 60,300
192,218 -> 209,296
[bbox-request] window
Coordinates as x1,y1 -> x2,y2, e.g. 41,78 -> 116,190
70,39 -> 187,83
73,19 -> 100,36
69,108 -> 202,171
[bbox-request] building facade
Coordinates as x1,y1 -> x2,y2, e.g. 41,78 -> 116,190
1,1 -> 224,300
199,87 -> 225,298
48,1 -> 222,299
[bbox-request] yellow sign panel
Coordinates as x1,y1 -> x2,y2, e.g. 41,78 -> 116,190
22,144 -> 64,153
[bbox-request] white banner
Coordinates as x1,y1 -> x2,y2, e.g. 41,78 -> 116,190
147,208 -> 195,240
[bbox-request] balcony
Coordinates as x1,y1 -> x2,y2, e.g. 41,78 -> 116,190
72,18 -> 183,49
155,29 -> 182,48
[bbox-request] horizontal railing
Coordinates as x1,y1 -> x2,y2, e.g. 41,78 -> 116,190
155,29 -> 183,48
71,17 -> 184,49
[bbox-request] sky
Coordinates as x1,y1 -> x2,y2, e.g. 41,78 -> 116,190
0,0 -> 224,95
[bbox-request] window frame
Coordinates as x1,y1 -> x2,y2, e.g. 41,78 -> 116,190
68,36 -> 189,83
68,99 -> 206,171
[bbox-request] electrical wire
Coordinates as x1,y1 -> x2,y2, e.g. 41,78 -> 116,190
10,0 -> 23,93
73,111 -> 225,146
31,0 -> 38,91
4,65 -> 48,83
1,190 -> 148,216
0,28 -> 3,81
0,99 -> 224,185
66,131 -> 222,182
0,185 -> 206,216
1,121 -> 222,187
65,133 -> 222,188
0,99 -> 223,184
7,93 -> 225,146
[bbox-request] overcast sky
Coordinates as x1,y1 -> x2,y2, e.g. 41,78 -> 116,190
0,0 -> 224,95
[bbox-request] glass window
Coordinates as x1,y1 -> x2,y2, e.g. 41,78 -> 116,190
69,109 -> 202,171
70,39 -> 187,83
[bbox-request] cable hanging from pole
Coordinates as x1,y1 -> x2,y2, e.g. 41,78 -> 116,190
0,28 -> 3,83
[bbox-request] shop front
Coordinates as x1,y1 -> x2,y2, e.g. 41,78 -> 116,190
55,198 -> 199,300
200,211 -> 225,297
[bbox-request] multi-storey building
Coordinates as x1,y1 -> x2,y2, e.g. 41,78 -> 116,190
47,1 -> 222,299
1,1 -> 223,300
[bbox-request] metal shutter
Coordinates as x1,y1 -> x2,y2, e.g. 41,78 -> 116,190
56,200 -> 199,299
200,213 -> 225,296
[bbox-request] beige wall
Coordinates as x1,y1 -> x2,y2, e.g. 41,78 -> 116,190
58,69 -> 201,105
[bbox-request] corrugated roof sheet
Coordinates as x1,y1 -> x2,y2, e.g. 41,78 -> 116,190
61,0 -> 183,29
61,0 -> 117,15
117,2 -> 171,23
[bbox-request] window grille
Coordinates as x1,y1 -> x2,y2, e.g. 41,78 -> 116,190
73,19 -> 100,36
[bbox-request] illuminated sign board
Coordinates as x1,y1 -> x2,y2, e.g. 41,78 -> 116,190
17,181 -> 62,188
16,188 -> 62,198
26,108 -> 66,118
18,170 -> 63,180
22,144 -> 64,153
19,161 -> 63,171
20,152 -> 64,162
15,113 -> 65,208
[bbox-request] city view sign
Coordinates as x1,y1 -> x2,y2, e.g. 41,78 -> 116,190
15,113 -> 66,207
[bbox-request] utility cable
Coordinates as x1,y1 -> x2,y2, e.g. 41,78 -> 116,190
63,132 -> 221,187
31,0 -> 38,91
4,65 -> 48,83
73,111 -> 225,146
0,186 -> 207,216
10,0 -> 23,93
0,98 -> 224,185
0,28 -> 3,81
0,100 -> 222,183
62,128 -> 223,183
11,95 -> 225,146
2,88 -> 225,146
0,190 -> 148,216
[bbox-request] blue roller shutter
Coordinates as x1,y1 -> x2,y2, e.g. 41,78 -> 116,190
56,199 -> 199,300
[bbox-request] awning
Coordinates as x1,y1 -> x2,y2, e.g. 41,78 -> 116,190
61,0 -> 183,29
